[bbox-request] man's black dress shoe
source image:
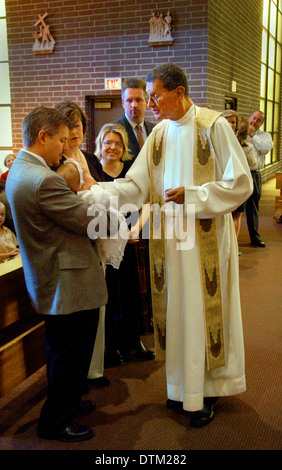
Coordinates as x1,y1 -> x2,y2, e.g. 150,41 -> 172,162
134,340 -> 155,360
250,240 -> 265,247
190,397 -> 218,428
37,422 -> 94,442
88,376 -> 110,388
74,400 -> 96,418
104,348 -> 123,367
120,350 -> 131,362
166,399 -> 183,410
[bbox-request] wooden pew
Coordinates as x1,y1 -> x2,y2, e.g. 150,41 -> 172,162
0,256 -> 46,398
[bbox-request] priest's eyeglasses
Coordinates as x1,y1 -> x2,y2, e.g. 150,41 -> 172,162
147,89 -> 174,105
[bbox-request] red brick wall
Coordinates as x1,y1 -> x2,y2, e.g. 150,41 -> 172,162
207,0 -> 263,117
6,0 -> 209,152
207,0 -> 281,168
5,0 -> 281,166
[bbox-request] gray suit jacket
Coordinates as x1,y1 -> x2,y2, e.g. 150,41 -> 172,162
6,150 -> 107,315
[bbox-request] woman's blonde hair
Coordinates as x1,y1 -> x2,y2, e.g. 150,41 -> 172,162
95,123 -> 132,161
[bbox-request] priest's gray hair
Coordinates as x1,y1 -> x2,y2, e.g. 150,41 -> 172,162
146,62 -> 189,96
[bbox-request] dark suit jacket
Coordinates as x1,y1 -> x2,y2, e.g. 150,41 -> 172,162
116,114 -> 155,160
6,150 -> 107,316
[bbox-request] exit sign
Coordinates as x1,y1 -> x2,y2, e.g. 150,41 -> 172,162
104,78 -> 122,90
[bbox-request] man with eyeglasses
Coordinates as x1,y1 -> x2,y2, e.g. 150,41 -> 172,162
246,111 -> 273,247
97,63 -> 253,427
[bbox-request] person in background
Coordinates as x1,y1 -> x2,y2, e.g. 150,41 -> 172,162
1,153 -> 16,181
222,109 -> 237,134
0,180 -> 16,234
117,78 -> 155,160
116,78 -> 155,347
54,100 -> 104,181
0,201 -> 20,263
95,122 -> 155,365
6,106 -> 107,442
245,110 -> 273,247
222,110 -> 244,239
236,120 -> 257,172
234,119 -> 258,244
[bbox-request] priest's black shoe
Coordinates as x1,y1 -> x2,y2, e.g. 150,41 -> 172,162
120,349 -> 131,362
104,347 -> 123,367
190,397 -> 218,428
250,240 -> 265,247
134,340 -> 155,360
37,422 -> 94,442
166,399 -> 183,410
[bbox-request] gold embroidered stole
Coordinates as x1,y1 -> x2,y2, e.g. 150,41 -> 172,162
149,108 -> 225,370
149,122 -> 168,361
194,108 -> 225,370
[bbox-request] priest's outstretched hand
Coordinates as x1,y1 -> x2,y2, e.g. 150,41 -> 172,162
164,186 -> 185,204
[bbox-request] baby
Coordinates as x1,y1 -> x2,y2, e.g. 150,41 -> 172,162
0,201 -> 20,263
57,159 -> 129,269
236,120 -> 257,170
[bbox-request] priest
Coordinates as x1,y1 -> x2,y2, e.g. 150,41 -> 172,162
97,63 -> 253,427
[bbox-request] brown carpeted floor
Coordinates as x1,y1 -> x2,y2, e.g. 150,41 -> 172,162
0,178 -> 281,455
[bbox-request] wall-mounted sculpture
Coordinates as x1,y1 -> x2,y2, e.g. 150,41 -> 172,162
32,12 -> 55,55
148,10 -> 174,46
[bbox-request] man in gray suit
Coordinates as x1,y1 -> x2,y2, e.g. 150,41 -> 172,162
6,106 -> 107,442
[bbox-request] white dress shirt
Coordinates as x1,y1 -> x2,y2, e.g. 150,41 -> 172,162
247,129 -> 273,170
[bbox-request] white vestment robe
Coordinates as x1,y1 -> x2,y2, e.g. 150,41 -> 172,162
99,104 -> 253,411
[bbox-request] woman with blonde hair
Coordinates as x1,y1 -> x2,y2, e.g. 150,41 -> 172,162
96,123 -> 154,366
95,122 -> 132,180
